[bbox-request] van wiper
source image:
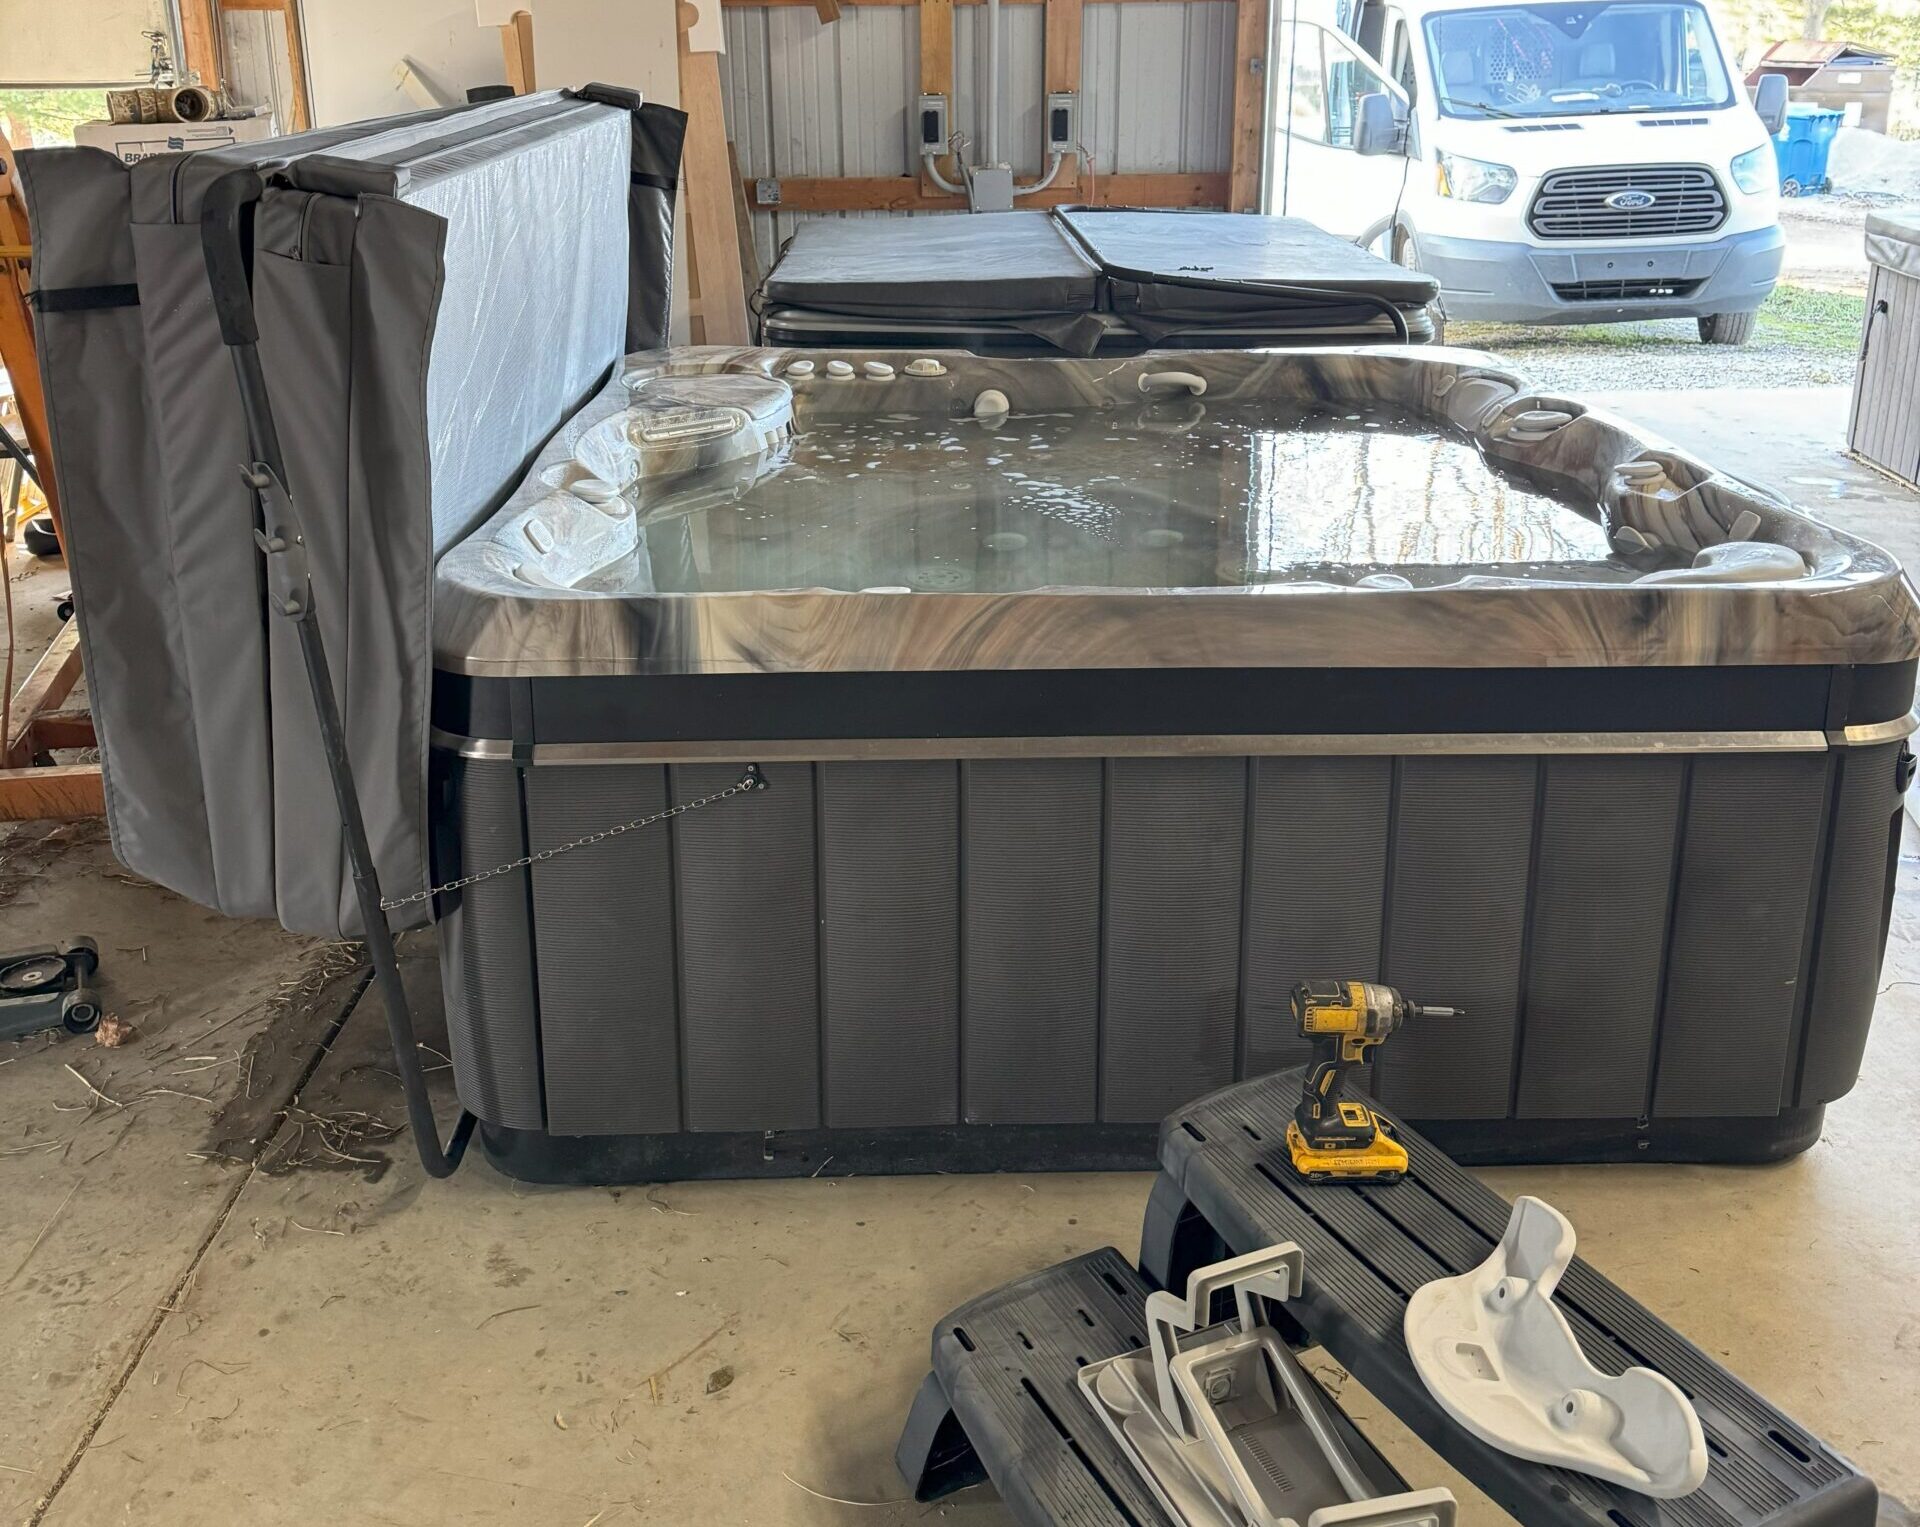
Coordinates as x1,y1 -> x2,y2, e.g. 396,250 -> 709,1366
1445,96 -> 1523,118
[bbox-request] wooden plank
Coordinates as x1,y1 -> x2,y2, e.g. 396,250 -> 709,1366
726,0 -> 1192,6
502,10 -> 537,94
0,134 -> 61,546
727,139 -> 763,310
26,710 -> 95,752
0,765 -> 104,822
919,0 -> 956,193
178,0 -> 224,86
279,0 -> 314,128
6,619 -> 84,768
747,170 -> 1229,212
1228,0 -> 1271,211
1044,0 -> 1083,190
680,7 -> 753,345
815,0 -> 843,16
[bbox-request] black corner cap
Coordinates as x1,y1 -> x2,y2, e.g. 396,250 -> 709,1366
569,82 -> 645,112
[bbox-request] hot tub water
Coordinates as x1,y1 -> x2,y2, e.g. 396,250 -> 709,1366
625,400 -> 1689,595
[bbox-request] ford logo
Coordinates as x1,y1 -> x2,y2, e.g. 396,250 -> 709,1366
1605,189 -> 1657,209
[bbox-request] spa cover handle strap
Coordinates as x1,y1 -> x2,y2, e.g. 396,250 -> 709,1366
198,166 -> 474,1182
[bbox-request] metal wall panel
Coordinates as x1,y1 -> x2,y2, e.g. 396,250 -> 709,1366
954,3 -> 1048,175
1082,1 -> 1236,173
718,2 -> 1237,274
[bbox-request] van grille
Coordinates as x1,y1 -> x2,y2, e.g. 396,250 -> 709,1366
1552,278 -> 1703,302
1526,165 -> 1727,240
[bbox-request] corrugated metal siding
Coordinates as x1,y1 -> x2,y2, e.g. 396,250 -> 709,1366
720,2 -> 1236,271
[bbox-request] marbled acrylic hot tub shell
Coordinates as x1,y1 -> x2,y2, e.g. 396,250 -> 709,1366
433,345 -> 1920,677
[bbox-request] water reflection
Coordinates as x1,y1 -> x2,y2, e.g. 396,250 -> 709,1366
623,401 -> 1662,595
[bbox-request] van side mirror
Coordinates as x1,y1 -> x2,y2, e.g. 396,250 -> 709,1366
1355,91 -> 1407,156
1753,72 -> 1788,136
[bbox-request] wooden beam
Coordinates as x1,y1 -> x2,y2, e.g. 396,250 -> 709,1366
279,0 -> 314,129
1044,0 -> 1083,189
26,710 -> 95,752
0,765 -> 104,822
919,0 -> 956,192
178,0 -> 224,87
747,171 -> 1229,212
6,619 -> 84,768
725,0 -> 1193,6
1228,0 -> 1271,211
679,3 -> 752,346
502,10 -> 537,94
0,133 -> 61,547
814,0 -> 843,17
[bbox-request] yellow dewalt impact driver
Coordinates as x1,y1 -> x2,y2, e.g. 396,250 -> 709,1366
1286,979 -> 1462,1184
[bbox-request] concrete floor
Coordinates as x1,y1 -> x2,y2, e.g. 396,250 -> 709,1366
3,385 -> 1919,1526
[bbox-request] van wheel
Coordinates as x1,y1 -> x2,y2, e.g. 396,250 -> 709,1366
1698,311 -> 1756,345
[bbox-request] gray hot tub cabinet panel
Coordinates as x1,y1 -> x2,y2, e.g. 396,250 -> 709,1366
437,742 -> 1907,1151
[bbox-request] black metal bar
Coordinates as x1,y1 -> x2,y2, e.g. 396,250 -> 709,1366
200,167 -> 473,1179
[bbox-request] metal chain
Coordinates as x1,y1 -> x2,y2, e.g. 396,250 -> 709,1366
380,764 -> 767,911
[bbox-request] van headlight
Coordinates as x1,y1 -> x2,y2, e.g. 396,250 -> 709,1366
1436,151 -> 1517,204
1730,145 -> 1775,194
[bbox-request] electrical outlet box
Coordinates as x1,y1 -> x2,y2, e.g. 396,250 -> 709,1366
1045,92 -> 1079,155
917,93 -> 950,152
967,165 -> 1015,212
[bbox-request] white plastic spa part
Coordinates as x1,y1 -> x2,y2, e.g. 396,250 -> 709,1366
973,389 -> 1011,418
568,476 -> 621,505
905,357 -> 947,377
862,360 -> 896,379
1139,369 -> 1208,397
825,359 -> 855,379
784,359 -> 815,377
1404,1196 -> 1708,1498
1080,1244 -> 1459,1527
1496,408 -> 1577,443
1635,541 -> 1810,586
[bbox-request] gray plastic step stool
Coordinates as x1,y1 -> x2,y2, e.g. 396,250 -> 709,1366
895,1247 -> 1413,1525
1142,1069 -> 1879,1527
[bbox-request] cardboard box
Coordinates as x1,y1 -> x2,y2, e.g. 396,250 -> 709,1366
73,114 -> 277,166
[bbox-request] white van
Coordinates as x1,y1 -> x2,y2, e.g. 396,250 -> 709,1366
1267,0 -> 1790,343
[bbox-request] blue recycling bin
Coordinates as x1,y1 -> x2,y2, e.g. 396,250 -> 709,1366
1773,104 -> 1844,194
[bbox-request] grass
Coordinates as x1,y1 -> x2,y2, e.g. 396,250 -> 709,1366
1453,282 -> 1865,354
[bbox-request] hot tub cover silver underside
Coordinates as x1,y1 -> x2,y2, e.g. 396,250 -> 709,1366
434,344 -> 1920,677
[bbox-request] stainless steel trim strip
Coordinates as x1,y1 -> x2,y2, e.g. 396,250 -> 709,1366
430,727 -> 1835,764
1833,706 -> 1920,746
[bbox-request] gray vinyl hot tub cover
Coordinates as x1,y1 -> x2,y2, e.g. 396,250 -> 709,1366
20,89 -> 675,937
1866,211 -> 1920,279
762,207 -> 1439,350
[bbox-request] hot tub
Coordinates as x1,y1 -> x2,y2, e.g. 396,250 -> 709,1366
428,344 -> 1920,1182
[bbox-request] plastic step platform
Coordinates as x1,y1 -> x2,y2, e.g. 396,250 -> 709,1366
1144,1069 -> 1879,1527
896,1246 -> 1411,1526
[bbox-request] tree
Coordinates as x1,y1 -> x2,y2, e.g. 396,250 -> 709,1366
1804,0 -> 1834,37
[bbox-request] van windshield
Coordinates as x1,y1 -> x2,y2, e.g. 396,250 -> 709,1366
1423,1 -> 1736,119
